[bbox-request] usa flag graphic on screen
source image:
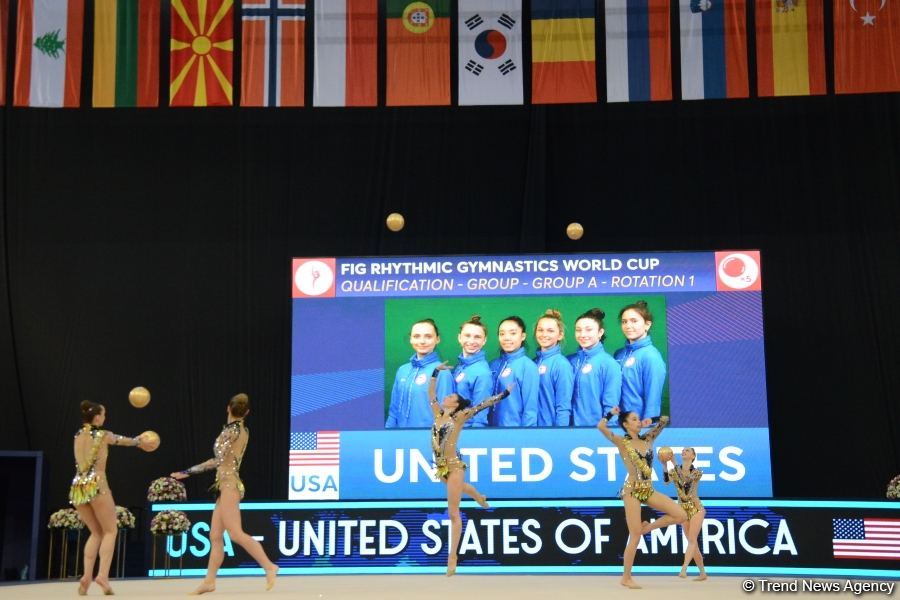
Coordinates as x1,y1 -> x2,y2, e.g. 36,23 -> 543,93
288,431 -> 340,500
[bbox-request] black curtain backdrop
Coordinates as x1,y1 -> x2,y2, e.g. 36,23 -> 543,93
0,2 -> 898,519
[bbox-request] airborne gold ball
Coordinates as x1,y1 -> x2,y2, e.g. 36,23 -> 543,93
140,431 -> 160,452
566,222 -> 584,240
128,386 -> 151,409
386,212 -> 405,232
657,446 -> 674,463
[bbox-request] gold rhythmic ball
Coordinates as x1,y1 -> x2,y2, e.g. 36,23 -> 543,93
386,213 -> 405,232
128,386 -> 151,409
140,431 -> 160,452
566,222 -> 584,240
657,446 -> 674,463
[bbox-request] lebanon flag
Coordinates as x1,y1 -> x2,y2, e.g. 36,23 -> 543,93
458,0 -> 524,105
756,0 -> 825,96
241,0 -> 305,107
314,0 -> 377,107
386,0 -> 451,106
93,0 -> 160,107
14,0 -> 84,107
170,0 -> 234,107
605,0 -> 672,102
531,0 -> 597,104
834,0 -> 900,93
679,0 -> 749,99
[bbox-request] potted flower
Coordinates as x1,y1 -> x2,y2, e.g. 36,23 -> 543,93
147,477 -> 187,502
150,510 -> 192,536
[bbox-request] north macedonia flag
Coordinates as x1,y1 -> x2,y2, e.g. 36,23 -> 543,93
170,0 -> 233,106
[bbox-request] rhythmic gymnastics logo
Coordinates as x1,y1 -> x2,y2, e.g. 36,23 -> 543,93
403,2 -> 435,34
293,258 -> 336,298
715,251 -> 762,292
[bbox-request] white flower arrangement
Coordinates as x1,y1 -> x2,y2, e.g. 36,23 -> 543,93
150,510 -> 191,536
147,477 -> 187,502
887,474 -> 900,500
47,508 -> 84,530
116,506 -> 136,529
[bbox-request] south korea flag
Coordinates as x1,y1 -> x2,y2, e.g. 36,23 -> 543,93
458,0 -> 524,105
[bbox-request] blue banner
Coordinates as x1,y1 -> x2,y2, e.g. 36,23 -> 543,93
328,253 -> 717,298
288,428 -> 772,499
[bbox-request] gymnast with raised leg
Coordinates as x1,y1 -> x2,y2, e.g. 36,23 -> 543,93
663,447 -> 708,581
171,393 -> 278,595
597,407 -> 687,589
429,364 -> 512,576
70,401 -> 152,596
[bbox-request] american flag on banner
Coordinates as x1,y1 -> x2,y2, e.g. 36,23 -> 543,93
832,518 -> 900,560
289,431 -> 340,466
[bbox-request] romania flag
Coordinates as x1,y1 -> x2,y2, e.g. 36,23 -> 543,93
386,0 -> 450,106
170,0 -> 234,106
93,0 -> 160,107
756,0 -> 825,96
531,0 -> 597,104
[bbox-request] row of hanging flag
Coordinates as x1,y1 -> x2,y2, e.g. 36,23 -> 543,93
2,0 -> 899,108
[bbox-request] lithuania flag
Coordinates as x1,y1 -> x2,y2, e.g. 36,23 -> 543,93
93,0 -> 159,107
386,0 -> 450,106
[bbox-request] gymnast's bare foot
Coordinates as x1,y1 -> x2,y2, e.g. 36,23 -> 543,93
94,576 -> 114,595
77,574 -> 91,596
446,554 -> 458,576
265,565 -> 279,590
621,578 -> 642,589
694,573 -> 708,581
678,569 -> 687,578
189,582 -> 216,595
475,493 -> 490,509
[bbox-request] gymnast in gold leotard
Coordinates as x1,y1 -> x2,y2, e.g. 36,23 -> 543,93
171,394 -> 278,595
429,365 -> 511,576
663,448 -> 708,580
71,401 -> 150,596
597,407 -> 687,589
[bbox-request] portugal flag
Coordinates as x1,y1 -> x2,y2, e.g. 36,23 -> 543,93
834,0 -> 900,93
386,0 -> 450,106
170,0 -> 234,106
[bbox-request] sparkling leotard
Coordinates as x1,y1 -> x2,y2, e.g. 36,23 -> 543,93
431,390 -> 509,480
185,420 -> 249,498
665,465 -> 704,518
618,418 -> 668,502
70,425 -> 140,505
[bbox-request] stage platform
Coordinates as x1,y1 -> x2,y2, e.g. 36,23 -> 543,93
1,575 -> 891,599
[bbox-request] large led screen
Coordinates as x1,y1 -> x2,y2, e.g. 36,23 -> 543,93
289,251 -> 771,500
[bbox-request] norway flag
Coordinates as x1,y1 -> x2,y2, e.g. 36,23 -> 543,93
679,0 -> 749,99
241,0 -> 305,107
